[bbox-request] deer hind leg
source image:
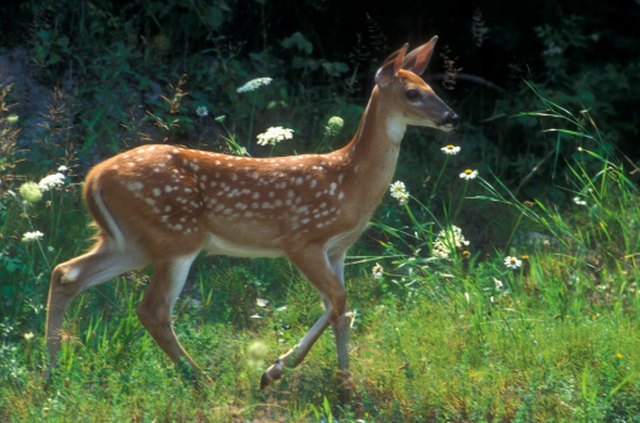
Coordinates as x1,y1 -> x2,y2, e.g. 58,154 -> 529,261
46,239 -> 148,371
136,253 -> 206,381
261,245 -> 347,389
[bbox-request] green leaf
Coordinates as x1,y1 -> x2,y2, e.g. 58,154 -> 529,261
281,32 -> 313,55
206,6 -> 224,30
57,35 -> 69,48
321,61 -> 349,76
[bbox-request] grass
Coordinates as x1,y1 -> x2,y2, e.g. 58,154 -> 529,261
1,87 -> 640,421
1,271 -> 638,421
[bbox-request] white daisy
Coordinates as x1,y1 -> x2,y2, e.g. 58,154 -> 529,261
459,169 -> 479,180
372,263 -> 384,280
196,105 -> 209,117
441,144 -> 461,155
504,256 -> 523,270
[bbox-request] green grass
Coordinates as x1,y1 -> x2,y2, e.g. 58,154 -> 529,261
1,268 -> 638,421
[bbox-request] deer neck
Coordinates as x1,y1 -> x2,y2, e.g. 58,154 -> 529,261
339,86 -> 406,210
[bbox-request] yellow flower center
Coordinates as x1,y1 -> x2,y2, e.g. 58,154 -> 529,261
464,169 -> 473,175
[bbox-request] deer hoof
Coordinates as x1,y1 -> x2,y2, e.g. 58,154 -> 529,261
260,360 -> 284,389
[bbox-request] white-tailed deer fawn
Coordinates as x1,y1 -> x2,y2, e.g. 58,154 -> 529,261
45,36 -> 458,390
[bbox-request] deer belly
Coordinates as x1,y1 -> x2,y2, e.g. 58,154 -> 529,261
203,231 -> 285,258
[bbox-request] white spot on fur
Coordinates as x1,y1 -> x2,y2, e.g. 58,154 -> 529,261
128,182 -> 144,191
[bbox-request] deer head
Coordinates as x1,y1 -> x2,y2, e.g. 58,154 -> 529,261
375,36 -> 459,132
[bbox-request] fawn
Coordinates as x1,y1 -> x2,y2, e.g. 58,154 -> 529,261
45,36 -> 458,391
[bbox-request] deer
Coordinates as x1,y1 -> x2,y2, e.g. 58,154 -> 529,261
45,36 -> 459,392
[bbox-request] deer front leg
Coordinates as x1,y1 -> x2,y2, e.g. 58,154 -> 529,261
328,251 -> 355,401
261,245 -> 347,389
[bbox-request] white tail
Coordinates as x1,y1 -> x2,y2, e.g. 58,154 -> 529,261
45,36 -> 458,392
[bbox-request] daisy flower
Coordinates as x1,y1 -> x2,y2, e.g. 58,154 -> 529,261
459,169 -> 479,180
441,144 -> 461,155
196,105 -> 209,117
504,256 -> 523,270
372,263 -> 384,280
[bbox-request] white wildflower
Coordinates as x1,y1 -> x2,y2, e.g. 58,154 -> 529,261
504,256 -> 523,270
441,144 -> 461,155
23,332 -> 34,341
237,77 -> 273,93
22,231 -> 44,243
196,105 -> 209,117
459,169 -> 479,180
214,115 -> 226,123
57,165 -> 68,172
256,126 -> 294,146
389,180 -> 409,205
372,263 -> 384,280
493,277 -> 504,289
573,196 -> 587,206
431,225 -> 470,259
256,298 -> 269,308
38,173 -> 66,192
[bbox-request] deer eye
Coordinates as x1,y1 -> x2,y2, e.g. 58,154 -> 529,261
405,89 -> 421,101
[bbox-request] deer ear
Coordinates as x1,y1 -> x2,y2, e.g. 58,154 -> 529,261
402,35 -> 438,76
375,43 -> 409,87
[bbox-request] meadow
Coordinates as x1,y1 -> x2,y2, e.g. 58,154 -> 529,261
1,2 -> 640,422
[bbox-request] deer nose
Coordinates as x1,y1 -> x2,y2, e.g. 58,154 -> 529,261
441,111 -> 460,129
